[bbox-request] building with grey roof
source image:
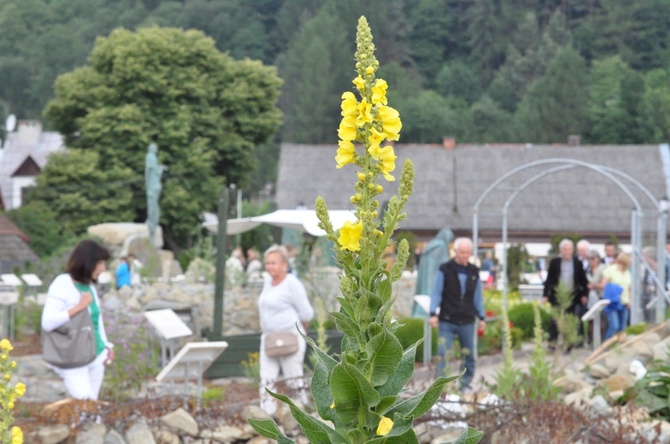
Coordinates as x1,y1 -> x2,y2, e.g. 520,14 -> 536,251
276,142 -> 669,243
0,120 -> 64,211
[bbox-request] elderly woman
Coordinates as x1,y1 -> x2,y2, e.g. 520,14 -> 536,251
257,245 -> 314,416
600,252 -> 632,340
41,239 -> 115,400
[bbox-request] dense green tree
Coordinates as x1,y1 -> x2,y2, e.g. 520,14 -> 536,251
396,90 -> 460,143
586,56 -> 652,144
3,201 -> 73,258
514,46 -> 589,143
644,69 -> 670,143
467,95 -> 513,143
435,60 -> 482,105
41,27 -> 282,249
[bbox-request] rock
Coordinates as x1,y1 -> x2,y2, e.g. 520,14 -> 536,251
103,295 -> 125,312
242,405 -> 272,421
653,337 -> 670,361
431,428 -> 469,444
103,429 -> 127,444
200,425 -> 244,443
275,403 -> 299,431
161,407 -> 199,436
601,374 -> 634,392
628,336 -> 655,359
76,423 -> 107,444
88,222 -> 162,249
564,387 -> 592,408
555,370 -> 589,394
589,364 -> 611,379
588,395 -> 611,415
26,425 -> 70,444
125,421 -> 156,444
247,438 -> 274,444
153,429 -> 180,444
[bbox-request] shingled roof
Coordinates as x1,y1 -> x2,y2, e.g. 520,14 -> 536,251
0,215 -> 38,273
276,143 -> 668,241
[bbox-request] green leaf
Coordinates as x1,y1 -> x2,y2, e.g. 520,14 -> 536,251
331,361 -> 381,426
378,279 -> 393,302
355,295 -> 371,324
451,427 -> 484,444
300,330 -> 337,372
378,342 -> 419,399
364,413 -> 416,443
366,330 -> 403,386
312,362 -> 337,422
332,311 -> 362,339
268,390 -> 347,444
247,419 -> 280,440
387,374 -> 462,418
376,396 -> 398,414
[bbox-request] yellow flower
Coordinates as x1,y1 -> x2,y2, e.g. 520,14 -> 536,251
0,339 -> 13,352
378,145 -> 397,182
338,221 -> 363,252
4,373 -> 10,381
356,99 -> 373,127
371,79 -> 388,105
338,117 -> 357,142
353,75 -> 366,92
11,426 -> 22,444
341,92 -> 358,117
378,105 -> 402,141
365,66 -> 375,76
7,401 -> 14,409
336,140 -> 356,168
376,416 -> 393,436
330,402 -> 335,409
1,354 -> 6,360
14,382 -> 25,398
10,361 -> 16,368
367,127 -> 385,158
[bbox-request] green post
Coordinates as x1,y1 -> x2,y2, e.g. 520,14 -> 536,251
213,186 -> 228,337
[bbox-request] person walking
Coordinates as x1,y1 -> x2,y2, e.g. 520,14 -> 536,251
257,245 -> 314,415
41,239 -> 115,400
600,252 -> 632,340
429,237 -> 486,392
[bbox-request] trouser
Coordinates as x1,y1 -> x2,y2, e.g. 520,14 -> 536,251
51,348 -> 108,400
259,333 -> 307,416
437,321 -> 476,389
605,307 -> 630,340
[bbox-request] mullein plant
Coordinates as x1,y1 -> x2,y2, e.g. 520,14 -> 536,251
249,16 -> 482,444
0,339 -> 25,444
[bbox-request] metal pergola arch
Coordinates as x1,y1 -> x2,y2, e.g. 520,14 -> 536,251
472,158 -> 667,326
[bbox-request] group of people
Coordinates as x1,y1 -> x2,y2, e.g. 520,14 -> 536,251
226,246 -> 263,281
41,239 -> 314,419
543,238 -> 631,345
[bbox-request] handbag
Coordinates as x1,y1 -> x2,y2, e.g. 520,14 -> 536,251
603,282 -> 624,312
42,309 -> 97,369
264,331 -> 299,357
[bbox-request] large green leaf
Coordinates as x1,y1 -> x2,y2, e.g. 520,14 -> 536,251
331,361 -> 381,426
332,311 -> 362,339
312,362 -> 336,422
300,330 -> 337,372
378,279 -> 392,302
269,390 -> 348,444
366,330 -> 403,386
247,419 -> 296,443
451,427 -> 484,444
364,413 -> 416,443
355,295 -> 371,324
377,341 -> 419,399
387,374 -> 461,418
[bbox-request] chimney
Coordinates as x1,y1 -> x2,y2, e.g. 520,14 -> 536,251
442,136 -> 456,150
17,120 -> 42,144
568,135 -> 581,146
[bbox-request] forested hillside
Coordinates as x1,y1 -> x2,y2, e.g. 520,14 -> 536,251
1,0 -> 669,146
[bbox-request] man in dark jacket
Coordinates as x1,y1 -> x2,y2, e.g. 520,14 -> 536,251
429,237 -> 486,392
543,238 -> 589,345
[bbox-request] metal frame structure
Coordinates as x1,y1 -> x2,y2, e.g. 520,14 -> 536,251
472,158 -> 668,326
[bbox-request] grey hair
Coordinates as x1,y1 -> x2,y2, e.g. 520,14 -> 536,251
559,238 -> 574,250
453,237 -> 473,252
576,239 -> 590,249
264,244 -> 289,263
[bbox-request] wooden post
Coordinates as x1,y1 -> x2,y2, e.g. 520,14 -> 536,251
213,186 -> 228,337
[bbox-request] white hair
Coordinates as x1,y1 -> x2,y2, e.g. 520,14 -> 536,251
576,239 -> 590,249
264,244 -> 289,263
559,238 -> 574,250
453,237 -> 473,252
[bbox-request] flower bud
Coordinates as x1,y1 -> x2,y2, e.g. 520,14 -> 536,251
357,172 -> 366,181
375,185 -> 383,194
368,183 -> 375,190
350,195 -> 357,203
372,211 -> 378,218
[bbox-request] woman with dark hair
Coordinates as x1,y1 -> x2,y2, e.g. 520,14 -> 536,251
41,239 -> 115,400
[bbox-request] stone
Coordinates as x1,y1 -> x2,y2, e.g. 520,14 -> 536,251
601,374 -> 634,392
153,429 -> 180,444
275,403 -> 299,431
431,428 -> 469,444
247,438 -> 274,444
103,429 -> 127,444
26,425 -> 70,444
555,370 -> 589,394
564,386 -> 592,408
589,364 -> 611,379
88,222 -> 163,250
588,395 -> 611,415
628,336 -> 655,359
200,425 -> 244,443
242,405 -> 272,421
125,421 -> 156,444
161,407 -> 199,436
653,337 -> 670,361
76,423 -> 107,444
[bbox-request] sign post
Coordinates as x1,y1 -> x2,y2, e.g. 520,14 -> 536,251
144,309 -> 194,367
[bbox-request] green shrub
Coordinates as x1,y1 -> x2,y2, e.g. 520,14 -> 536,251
625,323 -> 648,335
394,318 -> 437,361
509,302 -> 551,340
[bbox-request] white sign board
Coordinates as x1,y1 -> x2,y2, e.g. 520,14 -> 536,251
581,299 -> 610,322
144,309 -> 193,340
156,341 -> 228,382
413,295 -> 431,315
0,291 -> 18,305
21,274 -> 42,287
0,274 -> 22,287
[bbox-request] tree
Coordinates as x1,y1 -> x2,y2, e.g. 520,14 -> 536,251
4,201 -> 74,258
644,68 -> 670,143
41,27 -> 282,249
467,95 -> 513,143
396,90 -> 459,143
514,46 -> 589,143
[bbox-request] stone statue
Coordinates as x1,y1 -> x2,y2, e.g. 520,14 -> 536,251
145,142 -> 167,242
413,227 -> 454,316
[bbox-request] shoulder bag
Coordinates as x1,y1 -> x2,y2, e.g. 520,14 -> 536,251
42,309 -> 97,369
265,331 -> 299,357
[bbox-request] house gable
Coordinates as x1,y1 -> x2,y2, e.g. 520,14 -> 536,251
11,156 -> 41,177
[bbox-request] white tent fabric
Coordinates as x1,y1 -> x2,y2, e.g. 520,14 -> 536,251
202,209 -> 357,236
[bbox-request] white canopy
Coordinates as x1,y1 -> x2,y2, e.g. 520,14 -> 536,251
203,209 -> 357,237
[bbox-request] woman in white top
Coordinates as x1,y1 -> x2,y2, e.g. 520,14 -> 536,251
41,239 -> 115,400
257,245 -> 314,415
